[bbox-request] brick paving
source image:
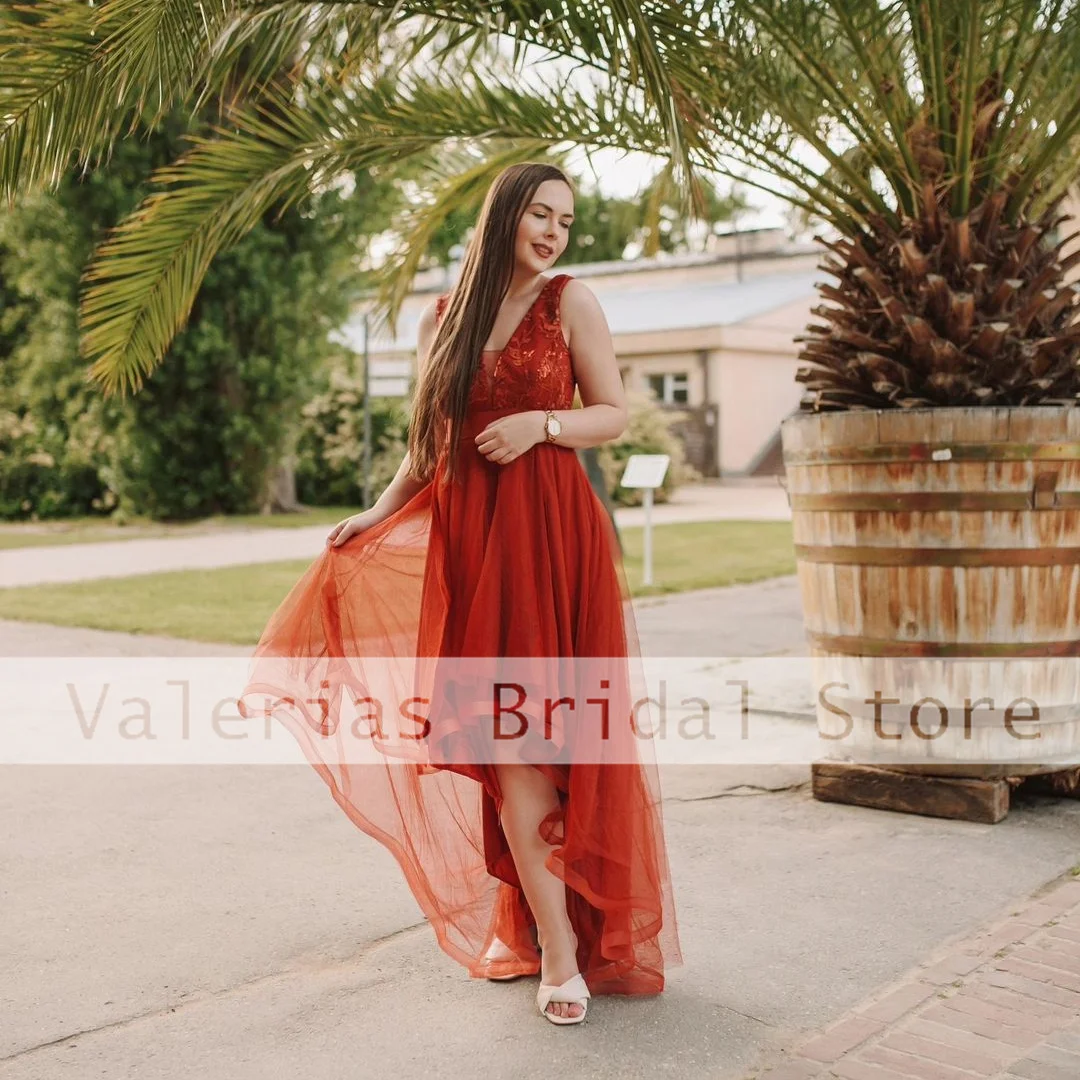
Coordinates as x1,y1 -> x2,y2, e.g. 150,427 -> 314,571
754,873 -> 1080,1080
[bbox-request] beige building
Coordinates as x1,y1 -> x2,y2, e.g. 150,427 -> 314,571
344,229 -> 822,477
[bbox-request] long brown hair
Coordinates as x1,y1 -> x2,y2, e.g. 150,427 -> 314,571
407,161 -> 574,484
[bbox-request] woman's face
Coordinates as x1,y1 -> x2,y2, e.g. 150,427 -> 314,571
514,178 -> 574,273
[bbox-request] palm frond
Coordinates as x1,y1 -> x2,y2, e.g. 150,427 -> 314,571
0,0 -> 233,200
347,0 -> 717,213
80,65 -> 672,393
720,0 -> 917,216
192,3 -> 383,114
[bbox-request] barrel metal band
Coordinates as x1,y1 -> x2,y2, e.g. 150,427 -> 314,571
783,442 -> 1080,465
805,631 -> 1080,658
789,492 -> 1080,511
795,545 -> 1080,567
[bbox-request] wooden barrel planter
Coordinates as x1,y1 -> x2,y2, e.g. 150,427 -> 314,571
780,405 -> 1080,821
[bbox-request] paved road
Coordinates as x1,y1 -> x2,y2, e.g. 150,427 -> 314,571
2,708 -> 1076,1080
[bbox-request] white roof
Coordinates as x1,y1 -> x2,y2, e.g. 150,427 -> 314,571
338,265 -> 818,354
587,268 -> 818,335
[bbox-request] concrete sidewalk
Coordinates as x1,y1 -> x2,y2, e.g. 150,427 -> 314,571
4,752 -> 1077,1080
0,480 -> 790,588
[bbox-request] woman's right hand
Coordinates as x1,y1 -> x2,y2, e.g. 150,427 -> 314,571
326,509 -> 384,548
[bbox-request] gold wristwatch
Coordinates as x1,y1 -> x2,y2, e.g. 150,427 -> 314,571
543,410 -> 561,443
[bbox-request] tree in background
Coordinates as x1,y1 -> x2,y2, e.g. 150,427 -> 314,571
0,143 -> 725,520
637,164 -> 750,258
0,112 -> 388,519
107,181 -> 362,519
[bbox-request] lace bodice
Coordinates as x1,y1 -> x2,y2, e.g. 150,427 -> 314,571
434,273 -> 575,411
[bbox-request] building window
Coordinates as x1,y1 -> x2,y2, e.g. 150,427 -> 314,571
647,372 -> 690,405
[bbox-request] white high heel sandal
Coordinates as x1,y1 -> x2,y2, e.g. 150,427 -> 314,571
535,930 -> 590,1025
483,927 -> 541,981
536,972 -> 591,1024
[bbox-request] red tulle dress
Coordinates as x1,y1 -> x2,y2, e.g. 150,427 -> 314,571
239,272 -> 682,995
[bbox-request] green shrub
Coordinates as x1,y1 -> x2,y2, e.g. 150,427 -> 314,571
0,111 -> 371,522
597,389 -> 701,506
295,355 -> 410,506
0,402 -> 116,519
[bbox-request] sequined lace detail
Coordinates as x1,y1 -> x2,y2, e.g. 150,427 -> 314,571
434,274 -> 575,411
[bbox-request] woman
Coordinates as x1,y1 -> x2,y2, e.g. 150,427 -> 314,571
239,162 -> 682,1026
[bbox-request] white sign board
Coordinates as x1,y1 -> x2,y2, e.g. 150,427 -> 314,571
620,454 -> 670,489
369,359 -> 413,379
369,377 -> 411,398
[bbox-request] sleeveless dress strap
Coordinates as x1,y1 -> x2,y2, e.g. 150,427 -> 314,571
546,273 -> 573,323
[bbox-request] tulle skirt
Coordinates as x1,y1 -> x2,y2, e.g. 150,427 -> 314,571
238,407 -> 682,992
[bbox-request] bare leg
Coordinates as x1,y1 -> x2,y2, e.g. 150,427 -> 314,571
494,761 -> 583,1020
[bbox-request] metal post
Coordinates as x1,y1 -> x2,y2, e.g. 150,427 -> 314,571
362,312 -> 371,510
642,487 -> 654,586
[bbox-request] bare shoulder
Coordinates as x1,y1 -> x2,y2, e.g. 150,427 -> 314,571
560,276 -> 603,313
418,298 -> 440,336
558,277 -> 608,347
416,299 -> 440,374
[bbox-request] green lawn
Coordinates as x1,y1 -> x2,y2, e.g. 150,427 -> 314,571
0,520 -> 795,644
0,506 -> 363,550
618,520 -> 794,596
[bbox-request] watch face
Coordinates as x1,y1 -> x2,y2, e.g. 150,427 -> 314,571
550,416 -> 562,435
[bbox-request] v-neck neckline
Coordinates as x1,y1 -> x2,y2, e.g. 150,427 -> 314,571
481,275 -> 556,360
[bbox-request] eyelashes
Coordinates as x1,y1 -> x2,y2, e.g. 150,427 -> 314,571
532,212 -> 571,229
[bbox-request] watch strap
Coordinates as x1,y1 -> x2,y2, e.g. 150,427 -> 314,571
544,410 -> 558,443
